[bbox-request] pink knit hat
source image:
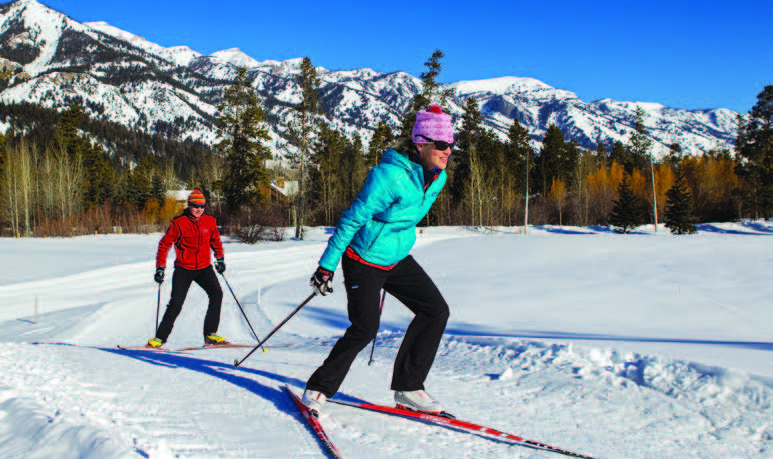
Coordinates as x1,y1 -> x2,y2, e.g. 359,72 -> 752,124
412,105 -> 454,144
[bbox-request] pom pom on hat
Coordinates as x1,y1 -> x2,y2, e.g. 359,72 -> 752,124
188,189 -> 206,205
412,104 -> 454,144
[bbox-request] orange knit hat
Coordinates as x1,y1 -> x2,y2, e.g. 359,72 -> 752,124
188,189 -> 206,206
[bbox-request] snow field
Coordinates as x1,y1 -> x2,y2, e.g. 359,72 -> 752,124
0,224 -> 771,457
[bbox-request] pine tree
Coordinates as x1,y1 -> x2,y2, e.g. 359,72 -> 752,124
507,118 -> 534,226
309,123 -> 343,226
450,97 -> 483,208
400,50 -> 451,137
664,167 -> 697,234
216,67 -> 271,214
595,143 -> 608,168
534,124 -> 564,198
735,85 -> 773,219
609,141 -> 630,172
562,139 -> 580,185
608,175 -> 642,233
367,123 -> 394,166
285,57 -> 322,239
341,132 -> 367,204
630,105 -> 658,228
629,106 -> 653,172
151,173 -> 166,207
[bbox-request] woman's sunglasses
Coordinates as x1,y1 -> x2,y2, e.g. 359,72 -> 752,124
189,203 -> 206,209
416,134 -> 454,151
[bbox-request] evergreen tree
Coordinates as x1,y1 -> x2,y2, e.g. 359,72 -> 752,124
629,106 -> 653,172
608,175 -> 642,233
341,132 -> 367,204
562,139 -> 580,185
309,122 -> 343,226
595,142 -> 608,168
367,122 -> 394,166
609,141 -> 630,172
215,67 -> 271,213
82,144 -> 114,206
507,118 -> 534,225
126,158 -> 153,210
285,57 -> 322,239
533,124 -> 564,198
735,85 -> 773,219
664,166 -> 697,234
450,97 -> 483,206
400,50 -> 451,137
151,173 -> 166,207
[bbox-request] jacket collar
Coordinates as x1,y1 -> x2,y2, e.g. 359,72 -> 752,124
183,207 -> 200,222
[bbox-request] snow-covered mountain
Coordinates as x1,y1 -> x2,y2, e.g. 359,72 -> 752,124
0,0 -> 739,158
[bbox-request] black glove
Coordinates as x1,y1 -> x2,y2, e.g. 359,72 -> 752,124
154,268 -> 165,284
310,266 -> 334,295
215,258 -> 226,274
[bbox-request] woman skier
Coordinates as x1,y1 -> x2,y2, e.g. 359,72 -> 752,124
303,104 -> 454,415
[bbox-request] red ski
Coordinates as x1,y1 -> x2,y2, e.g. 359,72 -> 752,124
116,345 -> 175,352
283,384 -> 343,459
328,398 -> 595,459
174,343 -> 292,352
116,343 -> 291,352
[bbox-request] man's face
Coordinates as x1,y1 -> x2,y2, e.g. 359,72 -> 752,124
189,204 -> 205,218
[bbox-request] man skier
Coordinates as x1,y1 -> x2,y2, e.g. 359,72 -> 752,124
148,189 -> 227,348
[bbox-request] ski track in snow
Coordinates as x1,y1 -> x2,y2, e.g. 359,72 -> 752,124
0,226 -> 772,458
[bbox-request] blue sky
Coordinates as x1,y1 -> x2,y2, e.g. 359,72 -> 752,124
40,0 -> 771,113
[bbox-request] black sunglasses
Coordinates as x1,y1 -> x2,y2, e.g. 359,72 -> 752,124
417,134 -> 454,151
189,203 -> 206,209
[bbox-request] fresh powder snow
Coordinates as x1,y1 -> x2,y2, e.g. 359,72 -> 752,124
1,224 -> 771,458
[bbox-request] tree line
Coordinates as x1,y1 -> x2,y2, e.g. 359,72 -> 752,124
1,50 -> 771,238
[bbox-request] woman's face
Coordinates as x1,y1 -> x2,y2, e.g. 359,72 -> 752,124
417,142 -> 451,170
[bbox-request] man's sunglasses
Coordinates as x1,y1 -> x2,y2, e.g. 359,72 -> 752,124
189,203 -> 206,209
416,134 -> 454,151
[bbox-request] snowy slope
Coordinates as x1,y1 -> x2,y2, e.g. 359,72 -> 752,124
0,0 -> 741,158
1,224 -> 772,458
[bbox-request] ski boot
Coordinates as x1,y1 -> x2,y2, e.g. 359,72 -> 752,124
204,334 -> 229,345
302,389 -> 327,415
395,390 -> 454,418
146,337 -> 164,348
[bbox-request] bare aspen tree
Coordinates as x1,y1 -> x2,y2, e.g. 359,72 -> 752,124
574,151 -> 596,226
2,145 -> 19,236
549,177 -> 568,226
41,147 -> 56,220
18,141 -> 33,236
467,147 -> 486,227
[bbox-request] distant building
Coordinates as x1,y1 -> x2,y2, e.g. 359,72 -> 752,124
167,190 -> 192,204
271,179 -> 298,198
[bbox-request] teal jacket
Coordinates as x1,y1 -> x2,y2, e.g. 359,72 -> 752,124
318,149 -> 447,271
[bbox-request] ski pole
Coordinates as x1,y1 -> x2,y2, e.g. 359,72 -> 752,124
367,289 -> 387,366
234,292 -> 317,368
220,272 -> 264,351
155,283 -> 161,335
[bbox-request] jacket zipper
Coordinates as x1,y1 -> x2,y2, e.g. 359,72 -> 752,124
362,220 -> 386,258
194,217 -> 201,270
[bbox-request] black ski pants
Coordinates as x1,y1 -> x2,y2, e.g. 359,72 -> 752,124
156,266 -> 223,342
306,255 -> 449,398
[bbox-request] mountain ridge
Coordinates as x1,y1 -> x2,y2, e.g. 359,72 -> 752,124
0,0 -> 739,159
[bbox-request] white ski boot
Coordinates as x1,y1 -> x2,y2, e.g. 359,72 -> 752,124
394,389 -> 445,414
302,389 -> 327,413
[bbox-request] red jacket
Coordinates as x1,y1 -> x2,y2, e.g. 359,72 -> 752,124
156,210 -> 224,270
